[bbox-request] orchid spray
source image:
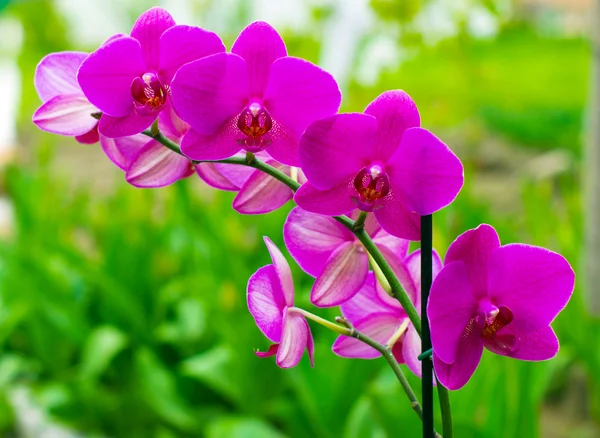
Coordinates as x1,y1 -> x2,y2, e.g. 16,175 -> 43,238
32,7 -> 575,438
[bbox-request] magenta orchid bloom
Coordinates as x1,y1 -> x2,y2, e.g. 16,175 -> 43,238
284,207 -> 409,306
33,51 -> 100,144
197,153 -> 306,214
295,90 -> 463,240
170,21 -> 341,166
427,224 -> 575,390
333,248 -> 442,378
100,106 -> 194,188
247,237 -> 314,368
78,7 -> 225,138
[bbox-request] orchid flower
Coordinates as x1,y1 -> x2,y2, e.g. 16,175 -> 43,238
196,153 -> 306,214
170,21 -> 341,166
33,51 -> 100,144
100,106 -> 194,188
333,247 -> 442,378
283,207 -> 409,306
247,237 -> 314,368
295,90 -> 463,240
427,224 -> 575,390
78,7 -> 225,138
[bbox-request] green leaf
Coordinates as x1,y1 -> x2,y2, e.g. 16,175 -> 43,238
206,416 -> 286,438
134,348 -> 197,431
179,346 -> 242,406
79,326 -> 128,380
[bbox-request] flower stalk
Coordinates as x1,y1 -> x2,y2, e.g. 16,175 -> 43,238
421,214 -> 435,438
140,128 -> 421,334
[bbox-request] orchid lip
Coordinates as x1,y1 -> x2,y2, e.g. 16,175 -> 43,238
236,102 -> 273,152
350,164 -> 390,212
131,72 -> 169,115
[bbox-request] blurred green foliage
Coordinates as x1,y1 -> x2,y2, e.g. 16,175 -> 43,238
0,0 -> 597,437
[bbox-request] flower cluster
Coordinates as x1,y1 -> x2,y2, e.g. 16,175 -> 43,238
34,7 -> 574,392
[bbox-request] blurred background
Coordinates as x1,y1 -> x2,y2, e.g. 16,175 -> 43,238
0,0 -> 596,436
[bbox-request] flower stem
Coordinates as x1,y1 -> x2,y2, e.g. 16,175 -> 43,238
142,128 -> 420,333
353,211 -> 368,230
289,307 -> 351,335
436,381 -> 453,438
421,214 -> 434,438
352,226 -> 422,335
335,316 -> 438,433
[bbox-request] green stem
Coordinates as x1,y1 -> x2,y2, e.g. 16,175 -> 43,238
353,211 -> 368,230
289,307 -> 350,335
352,227 -> 422,334
436,381 -> 453,438
298,310 -> 425,423
140,129 -> 420,333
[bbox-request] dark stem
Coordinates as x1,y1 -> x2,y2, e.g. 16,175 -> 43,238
421,215 -> 434,438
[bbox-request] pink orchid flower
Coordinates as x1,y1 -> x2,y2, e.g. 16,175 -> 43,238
196,153 -> 306,214
100,106 -> 194,188
283,207 -> 409,306
33,51 -> 100,144
170,21 -> 341,167
78,7 -> 225,138
295,90 -> 464,240
247,237 -> 314,368
333,247 -> 442,378
428,224 -> 575,390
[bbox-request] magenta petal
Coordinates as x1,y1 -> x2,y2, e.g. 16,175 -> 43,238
373,190 -> 420,241
180,126 -> 242,161
264,237 -> 294,308
433,324 -> 484,390
486,325 -> 559,361
231,21 -> 287,98
445,224 -> 500,299
100,133 -> 148,170
332,312 -> 400,359
77,37 -> 145,117
277,310 -> 310,368
196,163 -> 240,191
298,113 -> 376,190
233,166 -> 293,214
158,103 -> 189,140
75,126 -> 100,144
247,265 -> 285,343
310,241 -> 368,307
284,207 -> 353,277
427,261 -> 478,364
261,120 -> 300,167
170,52 -> 249,135
130,7 -> 175,71
98,111 -> 156,138
33,94 -> 98,136
399,249 -> 444,308
402,325 -> 423,378
365,90 -> 420,162
265,56 -> 341,149
294,180 -> 355,216
372,227 -> 411,262
387,127 -> 464,215
35,51 -> 88,102
255,343 -> 279,358
377,246 -> 419,305
487,244 -> 575,332
340,273 -> 401,323
213,159 -> 255,187
158,25 -> 225,84
126,140 -> 191,188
